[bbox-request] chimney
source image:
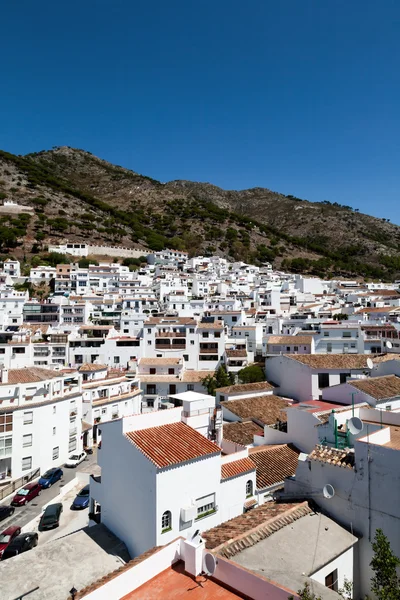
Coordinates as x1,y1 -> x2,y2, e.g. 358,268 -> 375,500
183,534 -> 205,577
1,368 -> 8,384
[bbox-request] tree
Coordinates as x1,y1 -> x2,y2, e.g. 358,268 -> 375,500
333,313 -> 348,321
370,528 -> 400,600
238,364 -> 266,384
201,366 -> 234,396
288,582 -> 322,600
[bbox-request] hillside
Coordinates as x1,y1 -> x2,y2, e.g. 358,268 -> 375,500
0,146 -> 399,280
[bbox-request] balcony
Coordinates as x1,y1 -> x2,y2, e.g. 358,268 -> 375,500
156,332 -> 186,338
155,343 -> 186,350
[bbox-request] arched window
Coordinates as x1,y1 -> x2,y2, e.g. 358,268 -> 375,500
161,510 -> 172,532
246,480 -> 253,497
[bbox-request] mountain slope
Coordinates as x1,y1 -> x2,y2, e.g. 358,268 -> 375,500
0,146 -> 399,280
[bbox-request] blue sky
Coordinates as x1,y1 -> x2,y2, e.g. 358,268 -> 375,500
1,0 -> 400,223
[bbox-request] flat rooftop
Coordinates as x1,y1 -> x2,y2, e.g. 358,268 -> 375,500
231,512 -> 356,599
122,560 -> 245,599
0,524 -> 129,600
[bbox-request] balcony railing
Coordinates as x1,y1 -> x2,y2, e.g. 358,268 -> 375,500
156,332 -> 186,338
155,343 -> 186,350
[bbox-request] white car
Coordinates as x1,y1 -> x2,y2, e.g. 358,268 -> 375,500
65,451 -> 87,468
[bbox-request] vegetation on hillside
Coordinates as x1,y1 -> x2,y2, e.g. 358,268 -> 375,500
0,146 -> 399,280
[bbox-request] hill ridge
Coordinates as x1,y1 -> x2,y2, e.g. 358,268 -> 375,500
0,146 -> 399,280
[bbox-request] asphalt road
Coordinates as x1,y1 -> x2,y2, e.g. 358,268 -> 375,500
0,451 -> 98,533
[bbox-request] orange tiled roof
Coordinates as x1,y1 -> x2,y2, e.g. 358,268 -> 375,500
125,421 -> 220,468
223,421 -> 264,446
216,381 -> 274,394
348,375 -> 400,400
79,363 -> 108,372
203,501 -> 311,553
249,444 -> 301,489
309,445 -> 354,469
139,358 -> 181,366
223,395 -> 290,425
286,354 -> 371,369
221,457 -> 255,481
4,367 -> 65,385
226,349 -> 247,358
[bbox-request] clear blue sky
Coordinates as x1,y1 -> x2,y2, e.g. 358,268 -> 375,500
1,1 -> 400,223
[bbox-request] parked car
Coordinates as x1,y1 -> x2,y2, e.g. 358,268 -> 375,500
1,532 -> 38,560
38,468 -> 63,489
0,505 -> 15,523
0,526 -> 21,557
39,503 -> 63,530
11,483 -> 41,506
71,485 -> 90,510
65,451 -> 87,468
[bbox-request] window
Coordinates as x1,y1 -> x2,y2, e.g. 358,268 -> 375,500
202,332 -> 209,338
340,373 -> 350,384
318,373 -> 330,389
286,347 -> 290,352
327,343 -> 332,353
215,332 -> 221,338
219,395 -> 225,402
232,316 -> 237,322
23,434 -> 32,448
102,408 -> 107,414
189,328 -> 195,334
324,331 -> 329,337
114,356 -> 120,364
343,331 -> 351,338
386,405 -> 392,411
23,411 -> 33,425
22,456 -> 32,471
183,355 -> 189,362
68,437 -> 77,452
168,368 -> 175,375
53,446 -> 59,460
190,340 -> 195,345
187,384 -> 194,391
294,346 -> 298,352
53,427 -> 56,435
325,569 -> 338,591
147,341 -> 152,345
13,347 -> 25,354
0,437 -> 12,458
53,406 -> 56,414
147,329 -> 151,334
246,480 -> 253,497
161,510 -> 172,532
196,493 -> 216,518
149,368 -> 156,375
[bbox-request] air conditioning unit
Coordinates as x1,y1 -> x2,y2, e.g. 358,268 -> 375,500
181,505 -> 196,522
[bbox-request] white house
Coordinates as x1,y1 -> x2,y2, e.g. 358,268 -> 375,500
90,405 -> 256,558
0,366 -> 83,482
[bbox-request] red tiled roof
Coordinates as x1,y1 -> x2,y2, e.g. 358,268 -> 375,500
249,444 -> 301,489
223,421 -> 264,446
125,422 -> 220,468
216,381 -> 274,394
5,367 -> 65,385
221,457 -> 255,481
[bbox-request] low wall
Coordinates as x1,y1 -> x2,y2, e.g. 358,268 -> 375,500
87,246 -> 150,259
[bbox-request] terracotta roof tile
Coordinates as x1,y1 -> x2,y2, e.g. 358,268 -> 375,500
181,370 -> 215,383
79,363 -> 108,372
221,457 -> 256,481
309,445 -> 355,469
223,421 -> 264,446
267,336 -> 313,345
4,367 -> 66,385
216,381 -> 274,394
349,375 -> 400,400
249,444 -> 301,489
223,395 -> 290,425
203,501 -> 311,554
285,354 -> 371,369
125,421 -> 220,468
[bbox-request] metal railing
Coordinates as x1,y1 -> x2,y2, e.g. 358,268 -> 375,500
0,467 -> 40,501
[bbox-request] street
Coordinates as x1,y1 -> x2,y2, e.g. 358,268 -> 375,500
0,451 -> 99,533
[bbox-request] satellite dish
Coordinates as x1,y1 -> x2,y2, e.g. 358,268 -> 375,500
203,553 -> 217,576
386,341 -> 393,349
367,358 -> 374,369
348,416 -> 364,435
322,484 -> 335,499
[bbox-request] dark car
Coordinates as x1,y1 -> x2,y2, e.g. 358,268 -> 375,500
11,482 -> 41,507
0,505 -> 15,523
38,468 -> 63,489
71,485 -> 90,510
0,526 -> 21,557
1,532 -> 38,560
39,503 -> 63,530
